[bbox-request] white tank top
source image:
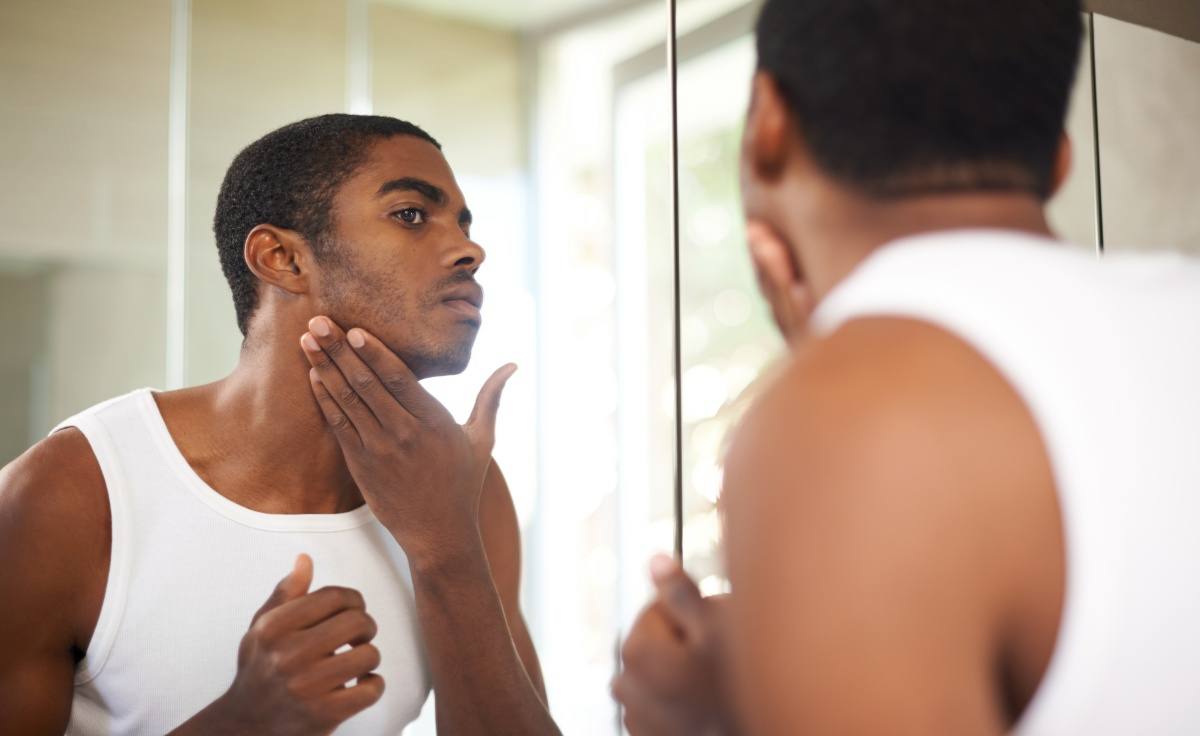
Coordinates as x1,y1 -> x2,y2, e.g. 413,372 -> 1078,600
56,388 -> 430,735
811,229 -> 1200,734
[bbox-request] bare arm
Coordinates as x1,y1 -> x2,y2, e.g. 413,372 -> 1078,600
721,318 -> 1063,734
476,461 -> 547,702
0,429 -> 109,735
413,462 -> 554,734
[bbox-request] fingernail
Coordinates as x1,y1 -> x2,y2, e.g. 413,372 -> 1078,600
650,553 -> 676,581
300,333 -> 319,351
310,317 -> 330,338
348,329 -> 365,349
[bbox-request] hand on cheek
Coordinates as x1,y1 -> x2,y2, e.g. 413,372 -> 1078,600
746,220 -> 814,345
298,314 -> 516,566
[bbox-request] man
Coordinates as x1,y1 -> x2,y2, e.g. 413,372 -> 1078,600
0,114 -> 560,734
616,0 -> 1200,734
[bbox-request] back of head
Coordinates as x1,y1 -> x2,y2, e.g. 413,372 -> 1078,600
213,113 -> 440,336
755,0 -> 1083,199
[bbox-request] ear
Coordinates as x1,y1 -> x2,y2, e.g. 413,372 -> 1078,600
744,71 -> 792,183
243,225 -> 312,296
1049,131 -> 1073,198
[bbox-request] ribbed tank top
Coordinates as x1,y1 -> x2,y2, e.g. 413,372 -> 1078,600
56,388 -> 430,734
811,229 -> 1200,734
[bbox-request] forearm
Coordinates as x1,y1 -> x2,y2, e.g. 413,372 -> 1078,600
166,694 -> 241,736
409,539 -> 560,736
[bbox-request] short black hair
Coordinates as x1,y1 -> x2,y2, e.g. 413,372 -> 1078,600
213,114 -> 441,335
755,0 -> 1083,199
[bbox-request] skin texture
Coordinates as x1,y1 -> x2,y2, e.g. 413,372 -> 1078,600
615,69 -> 1070,734
0,135 -> 553,734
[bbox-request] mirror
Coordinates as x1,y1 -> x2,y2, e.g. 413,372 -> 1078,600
3,1 -> 1199,734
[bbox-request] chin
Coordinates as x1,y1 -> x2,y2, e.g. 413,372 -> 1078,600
401,342 -> 475,380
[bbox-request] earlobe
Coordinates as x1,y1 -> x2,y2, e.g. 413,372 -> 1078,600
243,225 -> 310,296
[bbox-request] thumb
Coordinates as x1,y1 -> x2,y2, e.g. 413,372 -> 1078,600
253,553 -> 313,623
650,553 -> 706,642
465,363 -> 517,449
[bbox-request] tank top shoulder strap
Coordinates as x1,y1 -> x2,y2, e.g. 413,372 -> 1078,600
51,388 -> 152,684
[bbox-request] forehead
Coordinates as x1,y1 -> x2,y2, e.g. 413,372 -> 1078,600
339,135 -> 464,203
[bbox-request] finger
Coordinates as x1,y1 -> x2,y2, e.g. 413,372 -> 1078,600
343,327 -> 439,421
748,239 -> 793,332
320,672 -> 386,723
465,363 -> 518,449
258,585 -> 367,635
309,369 -> 363,449
289,643 -> 382,696
294,607 -> 378,657
301,326 -> 381,436
746,221 -> 805,339
612,672 -> 682,736
252,554 -> 313,624
650,554 -> 706,643
621,605 -> 689,688
305,317 -> 405,427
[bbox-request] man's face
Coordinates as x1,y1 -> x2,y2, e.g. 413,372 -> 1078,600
315,135 -> 484,379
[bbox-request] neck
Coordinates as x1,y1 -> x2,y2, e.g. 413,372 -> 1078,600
778,183 -> 1056,302
162,319 -> 364,515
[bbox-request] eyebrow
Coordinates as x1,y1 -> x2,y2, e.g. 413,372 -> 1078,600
376,176 -> 472,226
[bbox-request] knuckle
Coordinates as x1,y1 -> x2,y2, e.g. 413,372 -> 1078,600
361,434 -> 388,455
342,587 -> 366,610
382,377 -> 408,396
351,371 -> 375,392
392,427 -> 416,449
620,638 -> 642,669
366,675 -> 386,701
336,385 -> 361,407
328,411 -> 352,431
610,675 -> 628,701
362,643 -> 382,671
312,351 -> 335,371
249,616 -> 277,643
284,675 -> 308,700
323,338 -> 346,357
359,611 -> 379,639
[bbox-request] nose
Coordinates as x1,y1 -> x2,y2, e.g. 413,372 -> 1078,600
445,235 -> 485,274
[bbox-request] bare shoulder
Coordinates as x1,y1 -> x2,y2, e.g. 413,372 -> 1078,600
0,427 -> 112,732
722,316 -> 1063,733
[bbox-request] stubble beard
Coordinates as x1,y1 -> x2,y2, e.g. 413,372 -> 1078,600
320,256 -> 478,380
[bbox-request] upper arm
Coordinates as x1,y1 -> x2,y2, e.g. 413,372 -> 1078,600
722,318 -> 1060,735
0,429 -> 110,734
478,461 -> 546,701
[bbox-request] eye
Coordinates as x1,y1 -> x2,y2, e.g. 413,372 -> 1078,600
393,207 -> 426,225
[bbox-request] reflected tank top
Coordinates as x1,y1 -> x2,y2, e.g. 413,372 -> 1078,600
57,388 -> 430,734
811,229 -> 1200,734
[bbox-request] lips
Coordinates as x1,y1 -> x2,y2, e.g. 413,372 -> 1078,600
439,282 -> 484,323
440,283 -> 483,310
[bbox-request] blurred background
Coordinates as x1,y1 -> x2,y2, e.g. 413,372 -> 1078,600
1,0 -> 1198,733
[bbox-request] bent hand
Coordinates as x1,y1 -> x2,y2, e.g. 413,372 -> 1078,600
195,555 -> 384,735
300,316 -> 515,566
613,555 -> 739,736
